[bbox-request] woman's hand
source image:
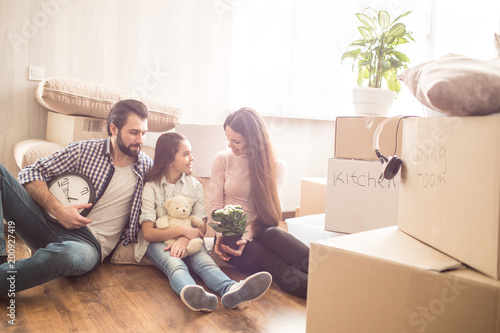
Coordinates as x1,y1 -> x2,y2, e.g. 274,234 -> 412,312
213,234 -> 230,261
165,237 -> 189,258
215,235 -> 251,260
221,238 -> 251,257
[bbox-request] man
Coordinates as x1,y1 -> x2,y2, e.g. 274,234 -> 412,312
0,99 -> 153,295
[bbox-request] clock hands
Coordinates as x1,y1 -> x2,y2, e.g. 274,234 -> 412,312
64,181 -> 81,202
61,180 -> 77,203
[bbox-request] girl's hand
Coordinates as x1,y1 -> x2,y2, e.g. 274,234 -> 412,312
220,238 -> 251,257
183,226 -> 204,240
165,237 -> 189,258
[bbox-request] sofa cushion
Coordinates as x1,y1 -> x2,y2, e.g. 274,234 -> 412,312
35,77 -> 182,132
397,56 -> 500,116
14,139 -> 65,169
110,242 -> 154,266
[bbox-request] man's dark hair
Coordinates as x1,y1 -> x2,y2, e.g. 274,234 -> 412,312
107,99 -> 149,136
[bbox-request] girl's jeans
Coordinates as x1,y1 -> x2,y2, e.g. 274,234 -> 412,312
146,242 -> 235,296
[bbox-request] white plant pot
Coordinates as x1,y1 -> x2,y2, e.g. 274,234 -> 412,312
352,87 -> 396,117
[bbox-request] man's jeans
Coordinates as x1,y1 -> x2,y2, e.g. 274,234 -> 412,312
0,164 -> 101,295
146,242 -> 235,296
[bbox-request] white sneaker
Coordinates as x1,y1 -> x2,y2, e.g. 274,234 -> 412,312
221,271 -> 272,309
180,285 -> 218,312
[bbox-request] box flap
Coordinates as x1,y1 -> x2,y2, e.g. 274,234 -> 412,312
314,226 -> 463,272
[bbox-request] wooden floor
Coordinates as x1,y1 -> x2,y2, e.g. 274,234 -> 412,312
0,223 -> 307,333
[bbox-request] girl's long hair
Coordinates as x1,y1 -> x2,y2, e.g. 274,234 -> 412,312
224,107 -> 282,232
144,132 -> 188,184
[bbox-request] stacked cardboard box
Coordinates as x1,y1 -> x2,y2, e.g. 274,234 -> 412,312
325,116 -> 403,233
334,116 -> 403,160
285,214 -> 343,247
398,116 -> 500,280
46,111 -> 156,157
307,115 -> 500,332
307,226 -> 500,333
296,178 -> 328,217
46,111 -> 109,146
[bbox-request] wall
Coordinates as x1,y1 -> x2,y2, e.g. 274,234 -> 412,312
264,116 -> 335,212
0,0 -> 333,213
0,0 -> 233,172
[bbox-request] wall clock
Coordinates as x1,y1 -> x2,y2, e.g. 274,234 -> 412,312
43,171 -> 96,223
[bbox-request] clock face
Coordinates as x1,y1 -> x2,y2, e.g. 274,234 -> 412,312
44,171 -> 96,222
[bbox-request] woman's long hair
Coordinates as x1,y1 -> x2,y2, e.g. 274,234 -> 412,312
143,132 -> 188,184
224,107 -> 282,232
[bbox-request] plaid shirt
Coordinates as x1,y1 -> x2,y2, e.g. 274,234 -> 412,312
18,138 -> 153,246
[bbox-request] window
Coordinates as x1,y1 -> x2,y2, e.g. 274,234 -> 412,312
230,0 -> 500,120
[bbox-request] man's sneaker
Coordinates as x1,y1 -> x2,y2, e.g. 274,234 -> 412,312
221,271 -> 272,309
180,285 -> 218,312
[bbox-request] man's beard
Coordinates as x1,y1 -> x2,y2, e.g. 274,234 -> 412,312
117,130 -> 141,157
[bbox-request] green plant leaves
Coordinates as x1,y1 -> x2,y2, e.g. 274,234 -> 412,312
209,205 -> 248,236
387,23 -> 406,38
357,67 -> 364,86
341,49 -> 361,61
358,26 -> 374,40
356,13 -> 376,30
393,50 -> 410,63
385,71 -> 401,93
378,11 -> 390,30
390,11 -> 412,27
340,8 -> 414,94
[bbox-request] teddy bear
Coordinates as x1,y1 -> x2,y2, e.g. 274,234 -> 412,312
155,195 -> 205,256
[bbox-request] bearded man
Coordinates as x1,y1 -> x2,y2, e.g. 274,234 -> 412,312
0,100 -> 153,294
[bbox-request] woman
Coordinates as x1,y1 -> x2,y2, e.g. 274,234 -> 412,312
139,132 -> 272,312
210,107 -> 309,299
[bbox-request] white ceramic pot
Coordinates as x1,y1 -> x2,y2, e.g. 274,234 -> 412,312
352,87 -> 396,116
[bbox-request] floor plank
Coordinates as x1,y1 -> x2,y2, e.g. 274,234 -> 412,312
0,228 -> 306,332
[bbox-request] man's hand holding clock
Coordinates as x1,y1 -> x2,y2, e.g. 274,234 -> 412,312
42,171 -> 96,229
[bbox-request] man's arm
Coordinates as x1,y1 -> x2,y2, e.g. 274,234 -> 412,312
24,180 -> 93,229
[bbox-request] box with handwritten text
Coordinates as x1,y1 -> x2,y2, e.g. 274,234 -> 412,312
324,158 -> 400,233
398,116 -> 500,280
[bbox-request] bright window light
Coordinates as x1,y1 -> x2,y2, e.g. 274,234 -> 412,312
230,0 -> 500,119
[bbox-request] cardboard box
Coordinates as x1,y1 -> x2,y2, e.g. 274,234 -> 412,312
285,214 -> 344,247
307,226 -> 500,333
46,112 -> 108,146
298,178 -> 327,217
175,124 -> 227,177
334,116 -> 403,160
398,116 -> 500,279
324,158 -> 399,233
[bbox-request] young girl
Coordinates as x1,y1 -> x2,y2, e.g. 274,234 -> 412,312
210,107 -> 309,299
139,132 -> 272,312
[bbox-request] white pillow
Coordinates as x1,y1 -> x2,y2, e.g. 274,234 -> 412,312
397,56 -> 500,116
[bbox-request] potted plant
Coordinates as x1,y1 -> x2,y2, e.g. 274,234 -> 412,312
209,205 -> 248,250
341,8 -> 414,116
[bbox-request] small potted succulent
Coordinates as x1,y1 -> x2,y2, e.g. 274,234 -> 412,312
209,205 -> 248,250
341,8 -> 414,116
